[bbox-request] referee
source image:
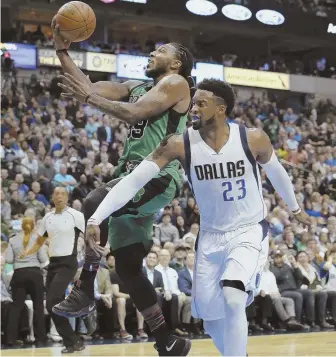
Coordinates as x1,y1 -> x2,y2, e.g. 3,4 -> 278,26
21,186 -> 85,353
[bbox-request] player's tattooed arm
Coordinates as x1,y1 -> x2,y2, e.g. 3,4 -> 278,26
148,134 -> 185,169
89,80 -> 143,101
86,74 -> 190,125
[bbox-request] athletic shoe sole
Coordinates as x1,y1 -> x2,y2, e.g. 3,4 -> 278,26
52,303 -> 96,318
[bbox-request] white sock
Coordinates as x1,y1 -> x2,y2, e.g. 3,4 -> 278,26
204,319 -> 225,355
223,286 -> 248,356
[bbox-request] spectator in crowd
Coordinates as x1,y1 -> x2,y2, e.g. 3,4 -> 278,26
93,265 -> 115,338
155,214 -> 180,246
9,190 -> 26,217
296,251 -> 332,328
1,188 -> 11,223
31,181 -> 49,206
53,164 -> 77,192
21,150 -> 39,177
110,270 -> 148,340
163,242 -> 176,259
176,216 -> 188,239
143,251 -> 165,307
259,259 -> 304,330
72,174 -> 91,202
156,249 -> 191,336
271,251 -> 319,330
170,245 -> 187,273
105,253 -> 115,273
24,191 -> 45,218
37,155 -> 56,197
320,248 -> 336,327
177,251 -> 202,334
5,216 -> 48,346
182,223 -> 199,244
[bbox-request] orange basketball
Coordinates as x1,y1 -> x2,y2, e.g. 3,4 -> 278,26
55,1 -> 96,42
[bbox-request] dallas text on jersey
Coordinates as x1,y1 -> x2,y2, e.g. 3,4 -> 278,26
194,160 -> 245,181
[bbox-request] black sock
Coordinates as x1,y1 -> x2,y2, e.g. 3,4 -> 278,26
141,304 -> 169,347
77,269 -> 97,299
77,247 -> 102,299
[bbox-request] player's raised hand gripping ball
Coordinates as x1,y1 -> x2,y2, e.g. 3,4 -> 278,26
54,1 -> 96,43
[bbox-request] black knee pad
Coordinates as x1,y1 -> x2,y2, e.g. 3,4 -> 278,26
221,279 -> 246,292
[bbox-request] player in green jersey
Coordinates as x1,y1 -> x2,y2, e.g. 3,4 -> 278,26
48,20 -> 194,356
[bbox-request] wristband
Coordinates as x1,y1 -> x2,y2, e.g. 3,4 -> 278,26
292,208 -> 302,215
56,49 -> 69,55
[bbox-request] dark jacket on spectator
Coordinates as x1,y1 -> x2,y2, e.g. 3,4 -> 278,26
270,263 -> 303,293
9,198 -> 26,216
97,126 -> 113,144
178,268 -> 192,296
72,183 -> 91,202
142,267 -> 164,290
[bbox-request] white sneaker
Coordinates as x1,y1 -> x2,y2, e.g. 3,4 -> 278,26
48,334 -> 63,343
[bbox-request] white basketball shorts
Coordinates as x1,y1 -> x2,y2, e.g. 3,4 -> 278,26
191,220 -> 269,321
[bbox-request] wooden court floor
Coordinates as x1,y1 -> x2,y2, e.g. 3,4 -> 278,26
1,332 -> 336,356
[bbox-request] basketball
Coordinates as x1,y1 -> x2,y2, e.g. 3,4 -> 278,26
55,1 -> 96,42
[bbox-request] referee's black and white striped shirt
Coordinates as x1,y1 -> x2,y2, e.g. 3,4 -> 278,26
37,207 -> 85,258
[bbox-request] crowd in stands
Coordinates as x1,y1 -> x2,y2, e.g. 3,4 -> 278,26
1,68 -> 336,347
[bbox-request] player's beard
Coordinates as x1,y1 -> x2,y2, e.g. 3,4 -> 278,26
145,65 -> 166,79
192,114 -> 216,130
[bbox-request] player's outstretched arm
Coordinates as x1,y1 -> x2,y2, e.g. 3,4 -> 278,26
89,134 -> 185,226
59,73 -> 189,126
52,19 -> 142,102
249,129 -> 310,226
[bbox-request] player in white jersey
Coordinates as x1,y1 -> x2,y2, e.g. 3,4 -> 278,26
85,79 -> 311,356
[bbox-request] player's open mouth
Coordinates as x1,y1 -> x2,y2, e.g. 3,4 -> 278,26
191,115 -> 200,122
147,60 -> 154,68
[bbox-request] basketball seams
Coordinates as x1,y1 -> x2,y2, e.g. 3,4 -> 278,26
60,26 -> 88,32
56,1 -> 96,42
56,12 -> 84,24
71,1 -> 89,39
75,29 -> 88,42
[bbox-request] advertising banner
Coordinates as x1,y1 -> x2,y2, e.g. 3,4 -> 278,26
85,52 -> 116,73
224,67 -> 290,90
38,48 -> 85,68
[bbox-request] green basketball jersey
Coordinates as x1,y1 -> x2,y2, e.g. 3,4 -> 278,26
114,82 -> 188,185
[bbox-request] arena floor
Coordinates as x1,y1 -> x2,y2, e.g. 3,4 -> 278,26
2,331 -> 336,356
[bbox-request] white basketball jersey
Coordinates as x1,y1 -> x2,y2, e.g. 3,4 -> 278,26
183,122 -> 267,233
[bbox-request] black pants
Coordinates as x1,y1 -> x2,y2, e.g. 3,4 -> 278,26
7,267 -> 46,343
327,290 -> 336,323
96,300 -> 118,335
246,295 -> 273,321
2,301 -> 29,344
158,293 -> 180,330
46,256 -> 79,347
281,289 -> 315,323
